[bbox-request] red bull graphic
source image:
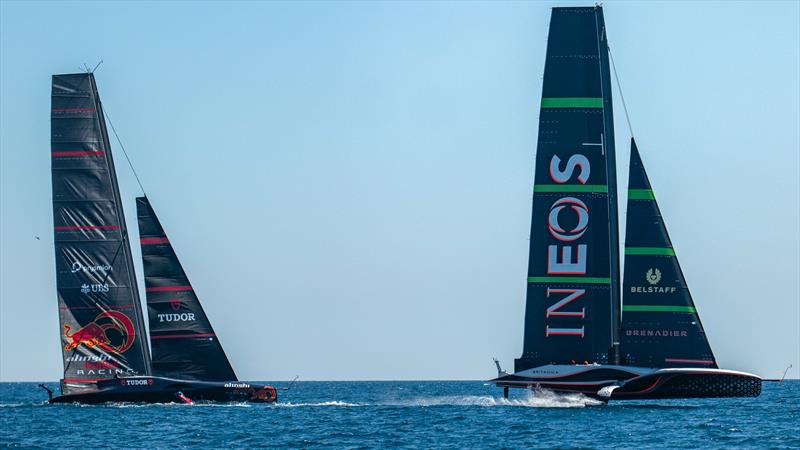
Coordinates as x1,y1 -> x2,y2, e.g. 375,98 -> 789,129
250,386 -> 277,402
63,310 -> 136,353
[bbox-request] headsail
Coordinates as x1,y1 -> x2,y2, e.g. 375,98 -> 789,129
515,6 -> 621,372
620,139 -> 717,368
136,196 -> 237,381
51,73 -> 151,393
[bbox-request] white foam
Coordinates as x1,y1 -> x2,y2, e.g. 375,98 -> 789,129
73,401 -> 252,408
387,390 -> 603,408
275,400 -> 361,408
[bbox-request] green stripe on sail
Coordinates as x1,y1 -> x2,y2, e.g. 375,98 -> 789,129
541,97 -> 603,109
625,247 -> 676,256
623,305 -> 696,313
534,184 -> 608,193
628,188 -> 655,200
528,276 -> 611,284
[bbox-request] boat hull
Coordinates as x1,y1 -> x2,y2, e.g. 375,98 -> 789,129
492,365 -> 761,401
608,369 -> 762,400
50,376 -> 278,404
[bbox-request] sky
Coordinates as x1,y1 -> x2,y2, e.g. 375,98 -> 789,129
1,1 -> 798,382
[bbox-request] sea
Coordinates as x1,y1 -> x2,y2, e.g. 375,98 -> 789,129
1,380 -> 798,449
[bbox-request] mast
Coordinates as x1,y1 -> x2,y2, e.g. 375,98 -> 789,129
136,196 -> 237,381
51,73 -> 151,394
595,7 -> 622,365
89,74 -> 153,370
515,6 -> 618,372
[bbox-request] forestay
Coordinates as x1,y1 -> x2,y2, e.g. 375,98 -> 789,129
620,139 -> 717,368
137,196 -> 238,381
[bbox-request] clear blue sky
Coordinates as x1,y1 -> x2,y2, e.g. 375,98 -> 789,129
1,1 -> 798,381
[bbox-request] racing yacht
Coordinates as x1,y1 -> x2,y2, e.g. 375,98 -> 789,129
491,6 -> 761,401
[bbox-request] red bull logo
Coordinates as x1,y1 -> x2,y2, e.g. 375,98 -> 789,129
63,310 -> 136,353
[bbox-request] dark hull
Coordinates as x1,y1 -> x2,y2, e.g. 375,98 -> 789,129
493,365 -> 761,401
608,370 -> 761,400
50,376 -> 277,404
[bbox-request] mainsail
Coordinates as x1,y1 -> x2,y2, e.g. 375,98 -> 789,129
51,73 -> 151,392
515,6 -> 621,372
136,196 -> 237,381
620,139 -> 717,368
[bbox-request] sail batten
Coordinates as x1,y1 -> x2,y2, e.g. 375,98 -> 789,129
136,196 -> 238,382
51,73 -> 152,394
620,139 -> 717,368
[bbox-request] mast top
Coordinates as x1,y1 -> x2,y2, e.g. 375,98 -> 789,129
79,60 -> 103,74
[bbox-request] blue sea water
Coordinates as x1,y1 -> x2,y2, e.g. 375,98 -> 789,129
1,380 -> 798,449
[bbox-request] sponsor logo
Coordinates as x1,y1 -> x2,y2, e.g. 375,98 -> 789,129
547,197 -> 589,242
629,268 -> 676,293
625,329 -> 688,337
81,283 -> 109,294
629,286 -> 677,294
250,386 -> 277,402
85,360 -> 119,369
225,382 -> 251,389
646,268 -> 661,285
157,313 -> 196,323
525,369 -> 560,375
120,379 -> 153,386
66,354 -> 111,362
71,262 -> 113,273
63,310 -> 136,353
170,299 -> 182,312
75,368 -> 137,376
544,153 -> 592,337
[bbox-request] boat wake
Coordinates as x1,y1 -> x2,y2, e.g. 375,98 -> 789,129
388,390 -> 603,408
275,401 -> 361,408
80,401 -> 254,408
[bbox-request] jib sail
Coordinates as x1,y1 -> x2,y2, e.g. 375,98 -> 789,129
620,139 -> 717,368
51,73 -> 152,392
136,196 -> 237,381
516,6 -> 621,372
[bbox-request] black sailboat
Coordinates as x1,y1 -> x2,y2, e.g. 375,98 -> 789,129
46,72 -> 277,404
491,6 -> 761,400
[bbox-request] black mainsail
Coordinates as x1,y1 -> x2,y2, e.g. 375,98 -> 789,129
136,196 -> 238,381
620,139 -> 717,368
51,73 -> 151,393
516,6 -> 620,372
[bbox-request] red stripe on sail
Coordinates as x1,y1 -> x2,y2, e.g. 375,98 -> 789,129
54,225 -> 120,230
52,151 -> 105,157
664,358 -> 715,365
52,108 -> 96,113
150,333 -> 216,340
145,286 -> 193,292
62,378 -> 105,383
140,237 -> 170,245
60,305 -> 134,310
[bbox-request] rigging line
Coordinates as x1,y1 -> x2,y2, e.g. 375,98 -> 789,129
102,107 -> 147,197
607,45 -> 634,138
